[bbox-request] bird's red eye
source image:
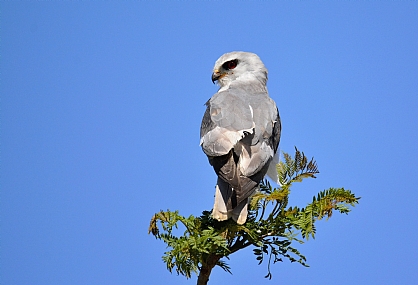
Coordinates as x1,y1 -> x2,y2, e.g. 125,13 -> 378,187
223,59 -> 238,70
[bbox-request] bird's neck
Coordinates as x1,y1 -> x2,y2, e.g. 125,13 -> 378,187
219,72 -> 267,92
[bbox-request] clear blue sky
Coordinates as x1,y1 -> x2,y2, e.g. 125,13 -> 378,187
2,2 -> 418,284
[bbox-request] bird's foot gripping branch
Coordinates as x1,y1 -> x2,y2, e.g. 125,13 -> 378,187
148,148 -> 360,285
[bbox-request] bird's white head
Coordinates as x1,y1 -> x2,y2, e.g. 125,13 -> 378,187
212,51 -> 268,90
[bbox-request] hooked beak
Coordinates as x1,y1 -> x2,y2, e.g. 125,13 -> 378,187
211,70 -> 225,84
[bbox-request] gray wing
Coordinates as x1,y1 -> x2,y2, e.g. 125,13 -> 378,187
200,86 -> 278,179
200,90 -> 254,157
235,92 -> 280,177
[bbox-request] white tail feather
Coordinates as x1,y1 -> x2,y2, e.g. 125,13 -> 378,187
212,185 -> 229,221
231,200 -> 248,225
266,151 -> 280,184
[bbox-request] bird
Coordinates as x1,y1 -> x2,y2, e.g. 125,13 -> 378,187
200,51 -> 281,224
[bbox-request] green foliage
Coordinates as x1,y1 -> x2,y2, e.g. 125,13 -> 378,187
149,210 -> 231,278
148,147 -> 360,282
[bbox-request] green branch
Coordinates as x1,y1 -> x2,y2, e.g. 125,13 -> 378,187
148,148 -> 360,284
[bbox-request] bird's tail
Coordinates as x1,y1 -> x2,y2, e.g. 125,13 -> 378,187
212,178 -> 254,225
266,150 -> 281,185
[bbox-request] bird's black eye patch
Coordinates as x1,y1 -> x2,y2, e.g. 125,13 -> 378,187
222,59 -> 238,70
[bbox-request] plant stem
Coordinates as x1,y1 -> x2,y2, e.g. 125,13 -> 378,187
197,254 -> 221,285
